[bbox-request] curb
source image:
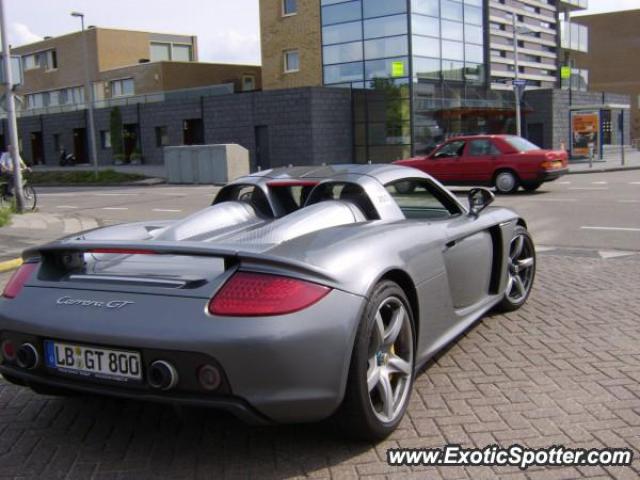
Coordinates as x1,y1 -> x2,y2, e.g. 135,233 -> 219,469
31,179 -> 167,188
568,166 -> 640,175
0,258 -> 22,273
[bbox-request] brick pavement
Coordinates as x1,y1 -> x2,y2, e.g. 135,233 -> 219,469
0,251 -> 638,479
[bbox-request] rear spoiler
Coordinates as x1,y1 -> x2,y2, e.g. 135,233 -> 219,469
23,239 -> 337,285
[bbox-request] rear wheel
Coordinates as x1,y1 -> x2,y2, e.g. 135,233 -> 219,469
494,170 -> 519,194
337,280 -> 415,441
22,185 -> 37,211
496,226 -> 536,312
522,182 -> 542,192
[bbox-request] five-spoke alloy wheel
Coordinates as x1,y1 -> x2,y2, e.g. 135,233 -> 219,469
338,281 -> 415,440
497,225 -> 536,311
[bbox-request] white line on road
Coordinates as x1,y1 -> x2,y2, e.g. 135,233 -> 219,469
558,181 -> 571,185
102,207 -> 129,211
581,226 -> 640,232
152,209 -> 183,213
630,182 -> 640,185
618,200 -> 640,203
569,187 -> 609,191
531,198 -> 577,202
56,205 -> 78,209
93,193 -> 139,197
591,181 -> 608,185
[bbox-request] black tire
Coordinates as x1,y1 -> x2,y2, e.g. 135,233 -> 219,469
336,280 -> 415,441
23,185 -> 37,211
494,170 -> 520,194
495,226 -> 536,312
522,182 -> 542,192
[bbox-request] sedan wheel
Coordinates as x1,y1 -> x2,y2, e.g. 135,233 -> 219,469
337,281 -> 415,440
495,171 -> 519,194
497,226 -> 536,311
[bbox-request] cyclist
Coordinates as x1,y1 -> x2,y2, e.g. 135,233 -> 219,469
0,145 -> 30,197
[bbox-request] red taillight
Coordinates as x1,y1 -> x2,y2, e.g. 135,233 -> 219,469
208,272 -> 331,317
2,263 -> 38,299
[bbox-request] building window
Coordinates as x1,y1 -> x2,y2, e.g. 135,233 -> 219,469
150,42 -> 171,61
155,127 -> 169,147
283,0 -> 297,16
172,44 -> 193,62
284,50 -> 300,73
110,78 -> 135,97
22,49 -> 57,71
100,131 -> 111,149
242,75 -> 256,91
53,134 -> 61,153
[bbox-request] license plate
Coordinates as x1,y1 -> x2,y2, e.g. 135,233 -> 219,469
44,341 -> 142,383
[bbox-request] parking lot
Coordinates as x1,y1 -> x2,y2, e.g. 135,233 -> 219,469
0,170 -> 639,479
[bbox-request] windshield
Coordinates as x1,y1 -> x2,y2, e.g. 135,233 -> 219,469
505,136 -> 541,152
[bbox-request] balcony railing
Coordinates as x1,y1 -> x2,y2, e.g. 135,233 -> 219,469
3,83 -> 235,119
559,0 -> 588,10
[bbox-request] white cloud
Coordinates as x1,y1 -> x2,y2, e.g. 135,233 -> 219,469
9,22 -> 42,47
198,30 -> 261,65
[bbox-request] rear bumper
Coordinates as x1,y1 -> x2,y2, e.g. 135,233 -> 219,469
0,288 -> 365,424
539,168 -> 568,181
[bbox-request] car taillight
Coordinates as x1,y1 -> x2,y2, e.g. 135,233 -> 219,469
2,263 -> 38,299
208,272 -> 331,317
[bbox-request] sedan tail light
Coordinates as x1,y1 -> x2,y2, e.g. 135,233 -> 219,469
2,263 -> 38,299
208,272 -> 330,317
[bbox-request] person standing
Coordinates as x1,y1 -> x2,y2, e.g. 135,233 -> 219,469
0,145 -> 29,197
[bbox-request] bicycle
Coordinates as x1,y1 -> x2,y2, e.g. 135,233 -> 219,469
0,174 -> 38,211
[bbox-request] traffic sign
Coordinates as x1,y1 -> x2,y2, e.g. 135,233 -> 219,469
512,79 -> 527,87
0,55 -> 22,86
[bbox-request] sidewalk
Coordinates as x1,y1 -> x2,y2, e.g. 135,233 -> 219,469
0,212 -> 103,264
568,148 -> 640,174
33,163 -> 167,179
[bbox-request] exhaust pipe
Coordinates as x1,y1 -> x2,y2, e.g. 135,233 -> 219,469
148,360 -> 179,390
17,343 -> 40,370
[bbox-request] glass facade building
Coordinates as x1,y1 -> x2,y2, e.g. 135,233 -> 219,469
320,0 -> 535,162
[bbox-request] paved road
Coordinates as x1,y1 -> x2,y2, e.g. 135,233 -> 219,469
0,170 -> 639,478
6,169 -> 638,254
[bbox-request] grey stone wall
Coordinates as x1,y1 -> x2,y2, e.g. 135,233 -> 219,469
5,87 -> 354,171
524,89 -> 631,152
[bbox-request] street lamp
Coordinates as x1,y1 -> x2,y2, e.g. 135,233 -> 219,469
511,13 -> 539,138
71,11 -> 99,178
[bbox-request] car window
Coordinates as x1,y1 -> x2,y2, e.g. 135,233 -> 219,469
385,179 -> 462,220
505,136 -> 540,152
433,140 -> 465,158
213,184 -> 274,218
306,182 -> 379,220
467,139 -> 501,156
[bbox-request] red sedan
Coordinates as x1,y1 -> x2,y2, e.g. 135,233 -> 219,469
394,135 -> 568,194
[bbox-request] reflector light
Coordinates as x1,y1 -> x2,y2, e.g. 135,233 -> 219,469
2,263 -> 38,299
1,340 -> 16,361
208,272 -> 330,317
90,249 -> 157,255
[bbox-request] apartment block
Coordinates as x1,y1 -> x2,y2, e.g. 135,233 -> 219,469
12,28 -> 261,112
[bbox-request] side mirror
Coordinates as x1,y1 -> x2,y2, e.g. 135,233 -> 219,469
468,188 -> 494,217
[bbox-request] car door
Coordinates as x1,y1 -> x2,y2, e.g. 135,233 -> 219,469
459,139 -> 502,185
426,140 -> 466,183
442,214 -> 495,310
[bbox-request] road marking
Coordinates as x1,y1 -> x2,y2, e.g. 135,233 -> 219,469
56,205 -> 78,209
598,250 -> 638,259
558,181 -> 571,185
581,226 -> 640,232
592,181 -> 608,185
533,198 -> 577,202
618,200 -> 640,203
93,193 -> 139,197
569,187 -> 608,191
152,209 -> 182,213
630,182 -> 640,185
102,207 -> 129,211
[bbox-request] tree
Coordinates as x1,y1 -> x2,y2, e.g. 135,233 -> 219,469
109,107 -> 124,164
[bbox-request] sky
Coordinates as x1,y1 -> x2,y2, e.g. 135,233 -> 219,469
5,0 -> 639,64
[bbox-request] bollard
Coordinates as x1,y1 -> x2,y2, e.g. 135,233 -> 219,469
588,144 -> 594,168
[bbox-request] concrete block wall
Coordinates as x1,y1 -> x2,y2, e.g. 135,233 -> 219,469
4,86 -> 354,171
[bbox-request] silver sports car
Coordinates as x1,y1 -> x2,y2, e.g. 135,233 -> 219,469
0,165 -> 535,440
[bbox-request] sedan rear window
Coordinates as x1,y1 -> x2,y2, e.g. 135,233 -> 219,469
505,136 -> 541,152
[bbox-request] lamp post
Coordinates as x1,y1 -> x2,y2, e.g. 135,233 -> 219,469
511,13 -> 537,138
0,0 -> 25,212
71,11 -> 99,178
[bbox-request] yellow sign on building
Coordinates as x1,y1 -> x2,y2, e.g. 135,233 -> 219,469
391,61 -> 405,77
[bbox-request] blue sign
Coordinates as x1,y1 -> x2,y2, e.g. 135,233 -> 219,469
0,55 -> 23,86
512,79 -> 527,87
